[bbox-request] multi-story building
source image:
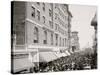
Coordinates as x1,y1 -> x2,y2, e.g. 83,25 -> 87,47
91,13 -> 97,53
70,31 -> 80,53
11,1 -> 72,73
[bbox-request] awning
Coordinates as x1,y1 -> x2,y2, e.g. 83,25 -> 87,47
54,52 -> 67,58
53,52 -> 62,58
62,53 -> 67,57
13,58 -> 33,73
65,51 -> 71,56
39,52 -> 58,62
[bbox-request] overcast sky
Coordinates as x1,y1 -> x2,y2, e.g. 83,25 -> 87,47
69,4 -> 97,49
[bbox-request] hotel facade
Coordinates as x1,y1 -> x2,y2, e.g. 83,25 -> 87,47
11,1 -> 72,73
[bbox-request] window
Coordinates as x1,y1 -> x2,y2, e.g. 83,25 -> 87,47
31,6 -> 35,17
49,9 -> 52,17
55,34 -> 58,46
49,21 -> 53,28
55,23 -> 58,30
43,16 -> 45,23
34,27 -> 39,43
55,13 -> 58,19
59,37 -> 61,46
43,30 -> 47,44
37,10 -> 40,20
65,38 -> 67,46
63,38 -> 64,46
37,2 -> 40,5
51,33 -> 53,45
43,3 -> 45,11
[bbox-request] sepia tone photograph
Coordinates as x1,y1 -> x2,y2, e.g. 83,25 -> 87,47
11,1 -> 97,74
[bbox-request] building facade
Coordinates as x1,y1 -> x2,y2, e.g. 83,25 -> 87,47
11,1 -> 72,73
91,13 -> 97,53
71,31 -> 80,52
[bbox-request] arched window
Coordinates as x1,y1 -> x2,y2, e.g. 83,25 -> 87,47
43,30 -> 47,44
43,3 -> 45,11
34,27 -> 39,43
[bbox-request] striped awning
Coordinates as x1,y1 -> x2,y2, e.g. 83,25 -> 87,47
54,52 -> 68,58
39,52 -> 58,62
65,51 -> 71,56
62,53 -> 67,57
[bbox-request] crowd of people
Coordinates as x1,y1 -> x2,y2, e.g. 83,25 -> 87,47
33,49 -> 97,73
27,47 -> 97,73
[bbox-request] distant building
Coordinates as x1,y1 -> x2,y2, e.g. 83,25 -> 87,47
71,31 -> 80,52
11,1 -> 72,73
91,13 -> 97,52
